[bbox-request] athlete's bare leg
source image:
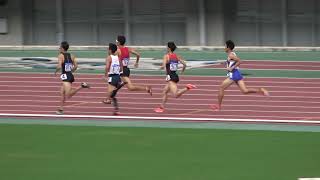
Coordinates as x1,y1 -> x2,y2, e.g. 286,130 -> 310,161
122,76 -> 152,94
211,78 -> 269,111
108,84 -> 120,115
64,83 -> 82,99
168,81 -> 189,98
160,84 -> 170,109
57,82 -> 89,114
155,81 -> 195,112
58,85 -> 66,113
212,78 -> 234,111
103,76 -> 151,104
237,80 -> 269,96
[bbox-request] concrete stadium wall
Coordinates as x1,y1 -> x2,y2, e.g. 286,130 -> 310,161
0,0 -> 319,47
0,0 -> 23,45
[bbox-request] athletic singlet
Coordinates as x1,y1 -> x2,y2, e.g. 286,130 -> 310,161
165,53 -> 179,74
119,47 -> 130,67
108,55 -> 121,75
61,53 -> 73,74
226,52 -> 239,70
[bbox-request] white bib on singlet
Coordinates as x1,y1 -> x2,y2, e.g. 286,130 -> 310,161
108,55 -> 121,75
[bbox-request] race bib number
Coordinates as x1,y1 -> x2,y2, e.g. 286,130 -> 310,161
227,72 -> 233,78
166,75 -> 171,81
122,58 -> 130,66
111,64 -> 120,74
108,77 -> 112,83
60,74 -> 67,80
170,63 -> 178,71
65,63 -> 73,72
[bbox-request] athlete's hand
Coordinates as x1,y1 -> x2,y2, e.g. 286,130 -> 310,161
134,63 -> 139,68
226,67 -> 234,72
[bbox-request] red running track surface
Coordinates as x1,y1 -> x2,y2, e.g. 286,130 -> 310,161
0,72 -> 319,125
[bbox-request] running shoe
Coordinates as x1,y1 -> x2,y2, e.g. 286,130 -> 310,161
154,107 -> 164,113
186,84 -> 196,90
81,82 -> 90,88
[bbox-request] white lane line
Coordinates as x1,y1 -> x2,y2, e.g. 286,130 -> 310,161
0,113 -> 319,124
0,109 -> 314,120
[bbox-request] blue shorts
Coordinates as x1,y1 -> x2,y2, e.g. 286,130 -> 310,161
228,69 -> 243,82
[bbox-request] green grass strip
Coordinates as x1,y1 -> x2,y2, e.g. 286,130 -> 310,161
0,123 -> 319,180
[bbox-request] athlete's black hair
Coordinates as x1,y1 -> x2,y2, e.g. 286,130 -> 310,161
109,43 -> 118,53
117,35 -> 126,45
225,40 -> 235,50
167,41 -> 177,52
60,41 -> 69,51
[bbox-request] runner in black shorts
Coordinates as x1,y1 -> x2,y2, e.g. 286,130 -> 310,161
104,43 -> 123,115
102,35 -> 152,104
54,41 -> 90,115
154,42 -> 196,113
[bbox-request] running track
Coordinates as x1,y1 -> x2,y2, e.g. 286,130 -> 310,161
0,72 -> 320,125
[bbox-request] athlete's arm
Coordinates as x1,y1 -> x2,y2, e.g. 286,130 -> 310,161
160,55 -> 168,70
129,48 -> 140,68
105,56 -> 112,77
54,54 -> 63,76
117,49 -> 122,57
71,55 -> 78,72
227,54 -> 241,71
118,55 -> 123,73
178,55 -> 187,73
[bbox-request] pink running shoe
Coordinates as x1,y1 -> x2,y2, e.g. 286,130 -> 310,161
261,88 -> 270,97
210,104 -> 221,111
113,111 -> 120,116
186,84 -> 197,90
154,107 -> 164,113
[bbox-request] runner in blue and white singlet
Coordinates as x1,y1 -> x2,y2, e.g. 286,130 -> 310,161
102,35 -> 152,105
107,54 -> 122,87
226,51 -> 243,82
104,43 -> 123,115
210,40 -> 270,111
